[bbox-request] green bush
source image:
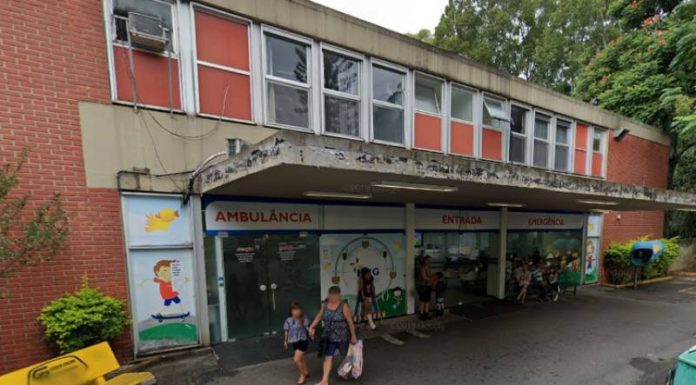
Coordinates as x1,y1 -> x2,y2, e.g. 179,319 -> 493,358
38,279 -> 130,354
603,237 -> 680,284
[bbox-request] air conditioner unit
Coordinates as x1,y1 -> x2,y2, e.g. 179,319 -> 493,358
128,12 -> 168,52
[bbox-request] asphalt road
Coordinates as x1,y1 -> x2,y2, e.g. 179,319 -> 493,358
203,277 -> 696,385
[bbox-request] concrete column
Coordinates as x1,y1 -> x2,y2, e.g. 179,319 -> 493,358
497,207 -> 508,299
405,203 -> 416,314
191,195 -> 211,345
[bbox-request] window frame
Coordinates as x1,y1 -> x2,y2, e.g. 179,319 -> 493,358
369,58 -> 410,147
590,126 -> 608,178
508,101 -> 531,165
574,121 -> 592,176
531,109 -> 552,169
551,116 -> 574,173
414,72 -> 444,117
448,83 -> 478,157
480,93 -> 509,161
105,0 -> 187,111
319,43 -> 366,141
190,4 -> 254,124
261,25 -> 315,132
412,71 -> 446,152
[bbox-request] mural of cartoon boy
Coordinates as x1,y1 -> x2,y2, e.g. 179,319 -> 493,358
139,259 -> 186,316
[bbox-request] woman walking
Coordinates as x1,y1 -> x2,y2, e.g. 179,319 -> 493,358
417,255 -> 433,320
357,267 -> 377,330
309,286 -> 358,385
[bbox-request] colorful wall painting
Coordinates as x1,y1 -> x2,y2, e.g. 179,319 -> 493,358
319,233 -> 407,319
130,248 -> 198,352
125,195 -> 192,247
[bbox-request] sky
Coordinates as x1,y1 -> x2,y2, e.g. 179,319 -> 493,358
310,0 -> 449,34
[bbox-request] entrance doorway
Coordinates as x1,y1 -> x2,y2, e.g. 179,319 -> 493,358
221,233 -> 321,340
417,231 -> 499,306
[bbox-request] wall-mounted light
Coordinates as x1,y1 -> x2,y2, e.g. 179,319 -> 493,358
303,191 -> 372,200
577,199 -> 619,206
613,127 -> 630,141
487,202 -> 526,208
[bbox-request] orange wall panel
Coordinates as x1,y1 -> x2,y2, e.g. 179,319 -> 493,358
450,121 -> 474,156
592,153 -> 603,177
198,66 -> 252,120
195,11 -> 249,71
482,128 -> 503,160
575,123 -> 588,149
574,150 -> 586,174
113,46 -> 181,109
414,113 -> 442,151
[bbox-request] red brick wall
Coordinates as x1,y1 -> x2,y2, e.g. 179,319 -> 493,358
0,0 -> 132,374
600,133 -> 670,281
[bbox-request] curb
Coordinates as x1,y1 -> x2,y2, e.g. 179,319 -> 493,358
599,275 -> 673,289
671,271 -> 696,277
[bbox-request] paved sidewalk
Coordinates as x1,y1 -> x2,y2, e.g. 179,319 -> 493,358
137,278 -> 696,385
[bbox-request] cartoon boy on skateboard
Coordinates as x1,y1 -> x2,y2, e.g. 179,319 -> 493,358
139,259 -> 188,318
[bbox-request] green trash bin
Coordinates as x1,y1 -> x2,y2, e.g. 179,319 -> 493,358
673,346 -> 696,385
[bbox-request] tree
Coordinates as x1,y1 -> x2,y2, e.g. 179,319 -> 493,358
573,0 -> 695,237
406,28 -> 435,44
0,150 -> 69,296
432,0 -> 617,93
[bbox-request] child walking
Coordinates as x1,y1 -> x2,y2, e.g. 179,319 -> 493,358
284,302 -> 311,385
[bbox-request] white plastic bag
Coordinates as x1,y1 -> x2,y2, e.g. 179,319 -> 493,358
350,340 -> 363,379
337,344 -> 354,379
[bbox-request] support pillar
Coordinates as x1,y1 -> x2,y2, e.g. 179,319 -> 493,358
405,203 -> 416,314
497,207 -> 508,299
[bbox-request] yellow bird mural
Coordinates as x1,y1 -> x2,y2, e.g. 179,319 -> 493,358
145,208 -> 180,233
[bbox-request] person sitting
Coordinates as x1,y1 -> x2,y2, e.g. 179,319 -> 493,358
515,263 -> 531,304
529,264 -> 549,302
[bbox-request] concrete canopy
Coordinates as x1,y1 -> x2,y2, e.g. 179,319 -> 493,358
201,131 -> 696,212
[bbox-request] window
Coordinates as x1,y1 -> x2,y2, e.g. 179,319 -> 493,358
110,0 -> 182,109
451,86 -> 474,122
449,85 -> 475,156
532,112 -> 551,168
593,130 -> 604,152
322,49 -> 361,137
591,128 -> 607,177
509,105 -> 528,164
414,73 -> 444,151
481,96 -> 509,161
264,31 -> 312,129
554,119 -> 572,171
194,8 -> 251,121
415,74 -> 442,115
483,97 -> 509,130
372,64 -> 405,144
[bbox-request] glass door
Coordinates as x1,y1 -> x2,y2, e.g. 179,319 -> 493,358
265,233 -> 321,335
222,233 -> 321,340
223,235 -> 272,340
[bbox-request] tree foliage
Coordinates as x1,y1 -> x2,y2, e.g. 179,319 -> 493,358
433,0 -> 618,93
406,28 -> 435,44
0,150 -> 69,295
574,0 -> 696,237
